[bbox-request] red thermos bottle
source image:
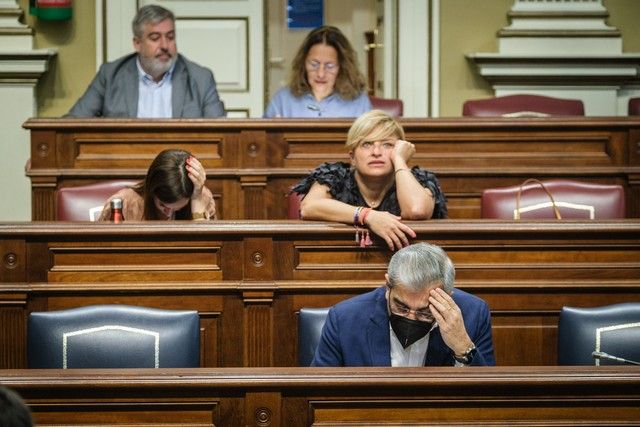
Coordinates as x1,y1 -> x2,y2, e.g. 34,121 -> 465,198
110,198 -> 123,223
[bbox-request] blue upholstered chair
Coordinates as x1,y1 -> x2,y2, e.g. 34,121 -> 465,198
28,305 -> 200,368
557,303 -> 640,365
298,307 -> 330,366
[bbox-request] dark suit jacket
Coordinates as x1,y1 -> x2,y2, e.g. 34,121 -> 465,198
311,286 -> 496,366
67,53 -> 225,118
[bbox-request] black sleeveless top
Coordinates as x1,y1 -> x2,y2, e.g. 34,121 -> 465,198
292,162 -> 448,219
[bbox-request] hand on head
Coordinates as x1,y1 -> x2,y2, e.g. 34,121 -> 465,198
392,139 -> 415,166
185,156 -> 206,199
364,210 -> 416,251
428,288 -> 473,355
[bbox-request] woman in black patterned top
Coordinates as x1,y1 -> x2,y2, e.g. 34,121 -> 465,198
292,110 -> 447,251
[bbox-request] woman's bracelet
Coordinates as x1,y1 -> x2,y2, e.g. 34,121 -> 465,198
359,207 -> 372,226
395,168 -> 410,175
353,206 -> 364,226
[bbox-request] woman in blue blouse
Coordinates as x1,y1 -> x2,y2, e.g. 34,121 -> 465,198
264,26 -> 372,118
292,110 -> 447,251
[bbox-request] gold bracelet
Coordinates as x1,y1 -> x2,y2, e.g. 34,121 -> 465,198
395,168 -> 409,174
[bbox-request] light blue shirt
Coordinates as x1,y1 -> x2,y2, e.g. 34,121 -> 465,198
136,59 -> 175,118
264,87 -> 372,118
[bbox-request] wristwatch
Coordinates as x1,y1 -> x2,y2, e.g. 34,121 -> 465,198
191,211 -> 209,220
454,343 -> 477,365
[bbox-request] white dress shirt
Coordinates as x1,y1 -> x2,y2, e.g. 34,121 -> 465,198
136,59 -> 174,118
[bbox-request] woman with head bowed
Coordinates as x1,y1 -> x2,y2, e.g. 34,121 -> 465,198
292,110 -> 447,250
99,148 -> 216,221
264,25 -> 372,118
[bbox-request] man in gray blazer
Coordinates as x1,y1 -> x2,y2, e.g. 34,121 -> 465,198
67,5 -> 225,118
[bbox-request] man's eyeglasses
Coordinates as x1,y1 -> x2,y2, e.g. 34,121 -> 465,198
306,60 -> 339,74
389,297 -> 435,323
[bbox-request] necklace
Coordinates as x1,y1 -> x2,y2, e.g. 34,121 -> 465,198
362,192 -> 385,208
355,172 -> 393,208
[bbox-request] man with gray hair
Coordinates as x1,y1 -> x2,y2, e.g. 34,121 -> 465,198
311,242 -> 495,366
67,4 -> 225,118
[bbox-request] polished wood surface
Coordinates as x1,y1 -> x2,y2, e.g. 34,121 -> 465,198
23,117 -> 640,220
3,367 -> 640,426
2,220 -> 639,369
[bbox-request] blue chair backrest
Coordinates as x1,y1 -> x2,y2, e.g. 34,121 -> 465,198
28,304 -> 200,368
558,303 -> 640,365
298,307 -> 330,366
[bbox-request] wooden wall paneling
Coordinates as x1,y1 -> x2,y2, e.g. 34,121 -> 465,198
2,221 -> 640,368
243,289 -> 275,367
628,128 -> 640,166
56,133 -> 79,168
45,237 -> 224,283
281,131 -> 349,169
241,237 -> 275,366
1,238 -> 25,283
242,237 -> 274,281
218,177 -> 239,219
272,293 -> 297,367
245,392 -> 281,426
30,176 -> 57,221
266,130 -> 288,168
0,291 -> 27,368
413,133 -> 610,168
29,129 -> 57,170
239,130 -> 267,168
2,368 -> 639,426
219,239 -> 244,280
490,310 -> 558,366
200,311 -> 221,367
290,242 -> 391,281
272,239 -> 296,280
240,175 -> 268,219
22,118 -> 640,220
68,131 -> 225,170
220,291 -> 246,367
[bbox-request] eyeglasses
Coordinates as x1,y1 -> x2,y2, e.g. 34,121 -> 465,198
359,140 -> 395,151
306,60 -> 339,74
389,296 -> 435,323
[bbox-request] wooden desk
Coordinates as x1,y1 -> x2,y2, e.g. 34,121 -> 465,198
1,220 -> 639,368
23,117 -> 640,220
2,367 -> 640,426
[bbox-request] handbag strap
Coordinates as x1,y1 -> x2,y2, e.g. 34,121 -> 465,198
515,178 -> 562,220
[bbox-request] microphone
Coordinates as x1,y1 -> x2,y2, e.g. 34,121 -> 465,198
306,104 -> 320,112
592,351 -> 640,366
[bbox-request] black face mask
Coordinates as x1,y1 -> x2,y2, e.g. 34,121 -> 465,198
389,313 -> 434,349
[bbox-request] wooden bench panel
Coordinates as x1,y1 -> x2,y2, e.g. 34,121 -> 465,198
1,220 -> 639,368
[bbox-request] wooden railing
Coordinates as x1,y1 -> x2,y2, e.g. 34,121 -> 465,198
23,117 -> 640,220
2,367 -> 640,426
1,220 -> 639,368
